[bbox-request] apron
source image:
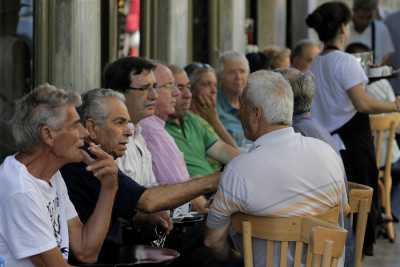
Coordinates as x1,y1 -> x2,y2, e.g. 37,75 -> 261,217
332,112 -> 379,248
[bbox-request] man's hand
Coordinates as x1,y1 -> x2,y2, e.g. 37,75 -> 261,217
193,95 -> 219,123
135,211 -> 174,234
82,143 -> 118,191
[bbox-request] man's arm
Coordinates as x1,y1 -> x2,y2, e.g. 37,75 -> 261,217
207,140 -> 240,164
192,95 -> 237,147
136,172 -> 220,213
68,145 -> 118,263
30,248 -> 73,267
204,223 -> 233,261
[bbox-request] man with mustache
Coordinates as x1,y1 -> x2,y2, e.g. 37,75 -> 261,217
60,88 -> 220,264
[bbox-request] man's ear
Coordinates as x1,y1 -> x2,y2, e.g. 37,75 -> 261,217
40,125 -> 56,147
84,119 -> 98,140
253,106 -> 263,121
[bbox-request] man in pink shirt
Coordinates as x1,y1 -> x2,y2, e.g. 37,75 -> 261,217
139,63 -> 212,213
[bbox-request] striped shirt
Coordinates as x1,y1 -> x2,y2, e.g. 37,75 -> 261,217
139,115 -> 190,184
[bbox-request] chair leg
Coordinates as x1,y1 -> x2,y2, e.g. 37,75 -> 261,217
384,174 -> 396,242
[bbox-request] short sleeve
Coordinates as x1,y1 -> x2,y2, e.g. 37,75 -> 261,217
56,173 -> 78,221
336,54 -> 368,91
1,193 -> 57,259
113,171 -> 146,219
196,115 -> 219,149
207,162 -> 247,229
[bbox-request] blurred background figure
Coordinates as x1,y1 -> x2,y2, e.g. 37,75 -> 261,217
245,52 -> 272,72
291,39 -> 321,73
262,45 -> 291,70
347,0 -> 394,65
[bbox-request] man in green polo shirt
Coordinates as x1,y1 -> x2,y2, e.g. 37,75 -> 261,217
166,65 -> 240,177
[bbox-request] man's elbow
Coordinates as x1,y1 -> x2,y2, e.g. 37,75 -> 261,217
74,251 -> 99,263
354,102 -> 371,113
137,192 -> 161,213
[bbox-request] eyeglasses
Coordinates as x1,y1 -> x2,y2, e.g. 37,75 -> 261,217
156,82 -> 177,91
128,83 -> 157,92
177,83 -> 191,91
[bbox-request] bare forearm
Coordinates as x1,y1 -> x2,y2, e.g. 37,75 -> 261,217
80,187 -> 117,259
137,172 -> 220,213
209,117 -> 237,147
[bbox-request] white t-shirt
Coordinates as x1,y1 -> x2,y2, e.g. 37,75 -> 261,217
311,50 -> 368,132
117,124 -> 158,187
347,20 -> 395,64
0,155 -> 77,267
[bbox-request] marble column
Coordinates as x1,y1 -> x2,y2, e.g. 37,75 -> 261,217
257,0 -> 287,48
37,0 -> 101,93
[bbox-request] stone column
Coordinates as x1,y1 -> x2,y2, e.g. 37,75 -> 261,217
209,0 -> 246,66
156,0 -> 189,66
257,0 -> 287,49
43,0 -> 101,93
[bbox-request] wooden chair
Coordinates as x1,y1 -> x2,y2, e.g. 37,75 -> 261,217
370,113 -> 400,242
231,213 -> 347,267
347,182 -> 373,267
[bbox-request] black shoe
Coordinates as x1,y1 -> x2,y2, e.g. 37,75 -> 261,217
364,244 -> 374,256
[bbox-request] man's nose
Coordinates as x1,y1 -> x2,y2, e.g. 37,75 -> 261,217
148,87 -> 158,101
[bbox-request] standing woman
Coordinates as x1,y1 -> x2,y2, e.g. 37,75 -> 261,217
306,1 -> 400,255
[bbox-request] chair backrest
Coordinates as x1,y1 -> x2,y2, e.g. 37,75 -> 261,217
369,113 -> 400,173
231,213 -> 347,267
347,182 -> 373,267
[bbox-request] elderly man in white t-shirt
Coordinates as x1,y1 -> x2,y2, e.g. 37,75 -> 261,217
204,70 -> 347,267
0,84 -> 119,267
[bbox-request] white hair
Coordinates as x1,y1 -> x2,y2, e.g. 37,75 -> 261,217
11,84 -> 81,152
244,70 -> 293,125
217,50 -> 250,75
276,68 -> 315,114
79,88 -> 126,125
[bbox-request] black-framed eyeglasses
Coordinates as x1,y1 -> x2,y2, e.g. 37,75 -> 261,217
128,83 -> 157,92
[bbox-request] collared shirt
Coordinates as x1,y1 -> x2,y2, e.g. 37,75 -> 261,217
207,127 -> 346,267
139,115 -> 190,184
116,124 -> 158,187
166,112 -> 220,177
216,89 -> 252,151
293,113 -> 341,154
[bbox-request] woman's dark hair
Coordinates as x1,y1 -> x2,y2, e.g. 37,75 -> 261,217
306,1 -> 352,42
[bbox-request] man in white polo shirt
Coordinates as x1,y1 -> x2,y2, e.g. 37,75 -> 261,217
204,70 -> 347,267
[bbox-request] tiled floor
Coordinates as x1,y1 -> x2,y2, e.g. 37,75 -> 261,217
364,183 -> 400,267
363,223 -> 399,267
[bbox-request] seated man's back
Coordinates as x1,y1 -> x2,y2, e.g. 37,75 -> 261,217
209,128 -> 346,267
205,70 -> 346,267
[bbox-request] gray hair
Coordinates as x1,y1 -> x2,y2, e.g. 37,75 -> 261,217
217,50 -> 250,76
11,83 -> 81,152
188,66 -> 216,91
275,68 -> 315,114
292,39 -> 320,59
244,70 -> 293,125
79,88 -> 126,125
